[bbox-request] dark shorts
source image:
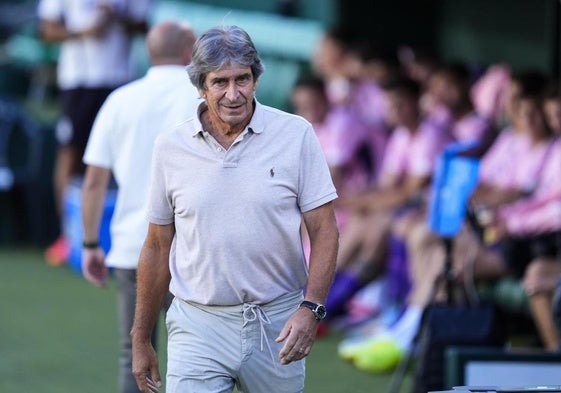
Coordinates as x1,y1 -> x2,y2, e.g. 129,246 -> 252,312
56,87 -> 115,152
500,230 -> 561,278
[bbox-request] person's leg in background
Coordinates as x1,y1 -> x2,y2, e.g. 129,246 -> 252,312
115,268 -> 174,393
338,218 -> 507,373
115,268 -> 143,393
325,210 -> 390,321
522,254 -> 561,351
552,275 -> 561,340
45,87 -> 114,265
325,212 -> 372,320
44,89 -> 78,265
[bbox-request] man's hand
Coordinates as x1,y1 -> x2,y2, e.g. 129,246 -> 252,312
132,340 -> 163,393
275,307 -> 318,365
82,247 -> 108,287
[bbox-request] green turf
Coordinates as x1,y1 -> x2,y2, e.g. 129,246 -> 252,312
0,247 -> 411,393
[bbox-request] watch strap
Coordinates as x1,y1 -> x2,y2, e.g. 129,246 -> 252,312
299,300 -> 326,320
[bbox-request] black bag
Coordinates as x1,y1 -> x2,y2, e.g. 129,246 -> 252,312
410,301 -> 507,393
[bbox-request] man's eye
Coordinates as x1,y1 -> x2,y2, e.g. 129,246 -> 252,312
237,76 -> 251,85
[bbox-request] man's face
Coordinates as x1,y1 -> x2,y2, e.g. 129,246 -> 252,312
200,64 -> 257,131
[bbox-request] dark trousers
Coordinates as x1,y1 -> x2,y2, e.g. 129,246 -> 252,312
115,268 -> 173,393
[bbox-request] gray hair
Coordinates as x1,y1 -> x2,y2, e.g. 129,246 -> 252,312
186,25 -> 265,90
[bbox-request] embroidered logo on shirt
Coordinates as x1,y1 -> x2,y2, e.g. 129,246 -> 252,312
270,167 -> 275,177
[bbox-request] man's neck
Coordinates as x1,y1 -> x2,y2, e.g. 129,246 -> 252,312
200,110 -> 247,149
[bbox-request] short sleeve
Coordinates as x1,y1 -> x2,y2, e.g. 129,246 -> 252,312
146,136 -> 175,224
298,125 -> 338,212
83,95 -> 116,169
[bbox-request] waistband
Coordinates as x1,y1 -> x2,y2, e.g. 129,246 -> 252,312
180,290 -> 304,370
180,290 -> 303,317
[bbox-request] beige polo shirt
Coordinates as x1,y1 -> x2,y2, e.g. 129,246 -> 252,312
147,101 -> 337,305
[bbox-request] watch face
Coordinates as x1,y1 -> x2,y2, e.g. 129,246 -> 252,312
301,301 -> 327,320
315,305 -> 327,320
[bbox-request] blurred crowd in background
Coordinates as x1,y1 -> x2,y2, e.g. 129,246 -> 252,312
291,25 -> 561,374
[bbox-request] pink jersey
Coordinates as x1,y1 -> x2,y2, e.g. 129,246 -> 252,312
499,137 -> 561,235
378,119 -> 454,187
478,128 -> 527,188
349,79 -> 389,178
425,103 -> 453,133
350,79 -> 388,132
510,136 -> 556,194
452,111 -> 491,143
313,105 -> 372,196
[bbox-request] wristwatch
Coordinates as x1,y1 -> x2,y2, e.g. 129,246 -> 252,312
299,301 -> 327,320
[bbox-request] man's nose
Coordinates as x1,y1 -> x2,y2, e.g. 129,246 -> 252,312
225,81 -> 240,101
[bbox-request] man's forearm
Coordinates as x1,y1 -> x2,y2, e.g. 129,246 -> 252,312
81,166 -> 110,244
304,203 -> 339,304
131,227 -> 173,342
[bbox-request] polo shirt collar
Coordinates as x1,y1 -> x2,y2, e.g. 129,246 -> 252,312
246,100 -> 265,134
191,99 -> 265,137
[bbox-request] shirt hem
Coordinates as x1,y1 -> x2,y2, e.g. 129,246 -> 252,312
300,192 -> 338,213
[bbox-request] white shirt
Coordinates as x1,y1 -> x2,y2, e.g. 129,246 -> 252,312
83,65 -> 201,269
37,0 -> 152,89
147,101 -> 338,305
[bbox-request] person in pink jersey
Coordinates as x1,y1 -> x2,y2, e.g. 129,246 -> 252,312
351,41 -> 403,173
403,71 -> 551,289
471,72 -> 551,228
324,76 -> 452,326
476,70 -> 550,193
311,27 -> 392,179
290,73 -> 374,266
389,66 -> 531,282
425,90 -> 559,351
428,63 -> 497,152
473,138 -> 561,351
291,73 -> 373,230
338,72 -> 557,371
488,89 -> 561,351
